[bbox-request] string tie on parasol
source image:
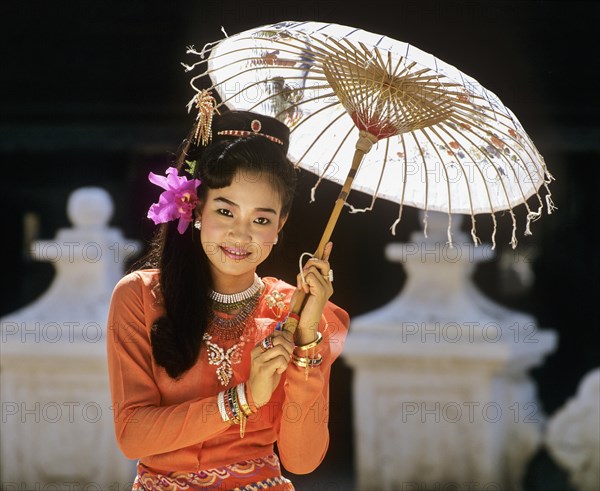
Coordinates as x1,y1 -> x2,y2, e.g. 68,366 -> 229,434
297,251 -> 334,284
299,252 -> 314,285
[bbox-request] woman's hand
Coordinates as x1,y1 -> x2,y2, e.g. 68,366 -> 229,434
248,330 -> 295,408
293,241 -> 334,345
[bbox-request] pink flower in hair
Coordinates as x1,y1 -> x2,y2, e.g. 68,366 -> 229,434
147,167 -> 201,234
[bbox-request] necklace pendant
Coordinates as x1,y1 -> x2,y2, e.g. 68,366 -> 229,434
204,333 -> 243,386
215,362 -> 233,386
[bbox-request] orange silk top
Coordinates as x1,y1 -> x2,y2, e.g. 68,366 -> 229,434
106,269 -> 349,475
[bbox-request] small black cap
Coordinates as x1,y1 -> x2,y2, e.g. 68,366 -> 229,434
212,110 -> 290,153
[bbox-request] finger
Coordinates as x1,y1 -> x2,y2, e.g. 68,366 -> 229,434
254,355 -> 290,378
303,258 -> 331,278
261,356 -> 290,375
304,256 -> 330,270
254,332 -> 293,357
257,344 -> 292,364
301,268 -> 334,300
274,328 -> 294,345
302,266 -> 329,290
271,332 -> 294,355
323,241 -> 333,261
297,271 -> 311,294
251,343 -> 265,360
260,352 -> 291,376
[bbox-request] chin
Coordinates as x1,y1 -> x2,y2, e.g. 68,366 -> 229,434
211,261 -> 256,277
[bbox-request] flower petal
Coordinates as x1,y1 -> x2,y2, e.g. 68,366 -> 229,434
177,216 -> 192,234
147,166 -> 201,232
148,171 -> 169,190
147,192 -> 180,224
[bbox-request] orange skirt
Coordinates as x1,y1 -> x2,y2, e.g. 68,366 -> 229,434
132,453 -> 294,491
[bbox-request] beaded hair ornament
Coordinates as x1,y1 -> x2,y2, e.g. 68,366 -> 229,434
147,90 -> 285,234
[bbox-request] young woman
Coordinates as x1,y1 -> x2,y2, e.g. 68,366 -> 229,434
106,109 -> 349,490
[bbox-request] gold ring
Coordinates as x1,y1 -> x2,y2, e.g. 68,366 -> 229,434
259,335 -> 274,352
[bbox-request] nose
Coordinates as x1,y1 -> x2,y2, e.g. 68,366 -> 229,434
227,218 -> 252,243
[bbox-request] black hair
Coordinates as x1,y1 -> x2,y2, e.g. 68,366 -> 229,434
142,126 -> 297,379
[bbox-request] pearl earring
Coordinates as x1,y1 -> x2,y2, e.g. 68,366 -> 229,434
273,235 -> 278,245
194,219 -> 202,230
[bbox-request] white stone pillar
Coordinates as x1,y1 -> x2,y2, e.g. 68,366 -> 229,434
545,368 -> 600,491
1,187 -> 140,491
342,211 -> 557,491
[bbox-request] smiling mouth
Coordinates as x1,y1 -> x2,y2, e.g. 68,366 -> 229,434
220,246 -> 251,260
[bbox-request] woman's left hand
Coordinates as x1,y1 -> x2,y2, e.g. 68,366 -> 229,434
291,241 -> 334,345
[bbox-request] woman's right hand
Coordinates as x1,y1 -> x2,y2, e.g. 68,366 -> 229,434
248,330 -> 294,408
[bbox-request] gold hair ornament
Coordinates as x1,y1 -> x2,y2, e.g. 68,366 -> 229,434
193,89 -> 220,146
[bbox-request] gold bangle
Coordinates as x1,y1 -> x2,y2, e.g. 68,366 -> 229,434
291,353 -> 323,368
236,383 -> 253,417
294,331 -> 323,352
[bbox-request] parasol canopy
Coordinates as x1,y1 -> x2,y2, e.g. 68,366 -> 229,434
184,20 -> 555,251
184,20 -> 556,334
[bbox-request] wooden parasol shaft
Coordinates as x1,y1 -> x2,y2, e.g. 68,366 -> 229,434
284,131 -> 378,336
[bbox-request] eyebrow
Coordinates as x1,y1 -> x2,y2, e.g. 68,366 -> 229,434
213,196 -> 278,215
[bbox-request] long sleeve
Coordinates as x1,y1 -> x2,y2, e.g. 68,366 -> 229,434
106,273 -> 230,460
276,302 -> 349,474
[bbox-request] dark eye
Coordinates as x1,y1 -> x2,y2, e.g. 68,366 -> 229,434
255,217 -> 271,225
217,209 -> 233,217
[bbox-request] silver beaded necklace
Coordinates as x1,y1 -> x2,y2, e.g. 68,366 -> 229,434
208,274 -> 264,304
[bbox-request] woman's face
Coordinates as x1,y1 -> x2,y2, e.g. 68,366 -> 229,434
198,170 -> 287,286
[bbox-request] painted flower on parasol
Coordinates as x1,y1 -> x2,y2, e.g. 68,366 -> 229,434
147,167 -> 201,234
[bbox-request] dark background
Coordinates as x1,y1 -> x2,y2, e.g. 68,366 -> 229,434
2,1 -> 598,490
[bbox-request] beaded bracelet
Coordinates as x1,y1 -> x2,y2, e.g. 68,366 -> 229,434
217,391 -> 229,423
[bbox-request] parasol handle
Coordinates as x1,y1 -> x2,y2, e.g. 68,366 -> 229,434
284,131 -> 378,337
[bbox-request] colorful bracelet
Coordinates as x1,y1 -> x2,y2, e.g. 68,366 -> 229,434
231,385 -> 247,438
224,388 -> 238,424
219,386 -> 249,437
231,389 -> 242,420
